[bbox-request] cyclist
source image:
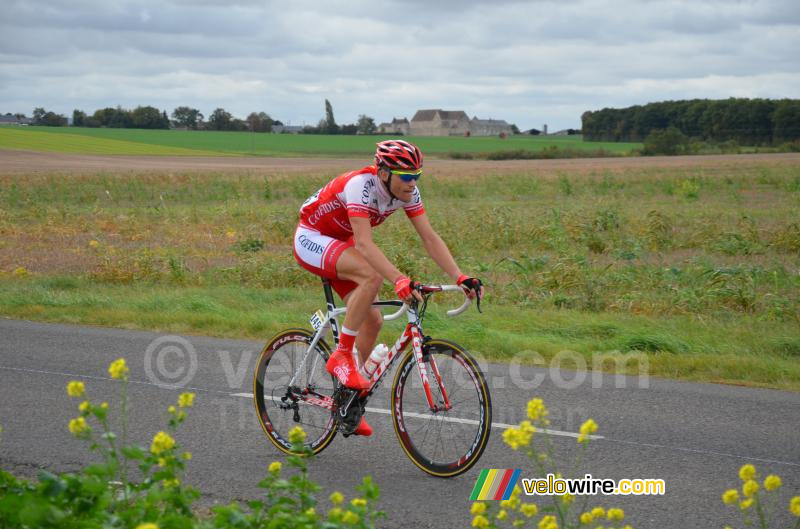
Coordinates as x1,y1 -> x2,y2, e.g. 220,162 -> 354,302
293,139 -> 484,436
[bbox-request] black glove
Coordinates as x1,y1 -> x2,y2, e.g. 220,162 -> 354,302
457,276 -> 484,313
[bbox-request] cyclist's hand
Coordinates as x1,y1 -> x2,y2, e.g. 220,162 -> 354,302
457,275 -> 484,312
394,275 -> 423,304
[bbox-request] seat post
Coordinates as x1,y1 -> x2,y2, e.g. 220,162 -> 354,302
322,279 -> 336,309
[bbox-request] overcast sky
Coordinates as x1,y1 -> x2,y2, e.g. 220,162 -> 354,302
1,0 -> 798,130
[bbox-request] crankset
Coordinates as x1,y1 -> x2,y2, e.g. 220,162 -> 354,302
333,387 -> 364,437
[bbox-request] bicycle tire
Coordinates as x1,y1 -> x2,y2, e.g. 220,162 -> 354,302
253,328 -> 338,455
390,338 -> 492,477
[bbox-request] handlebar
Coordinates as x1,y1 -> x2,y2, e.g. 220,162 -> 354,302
376,284 -> 474,320
382,303 -> 408,321
435,284 -> 473,317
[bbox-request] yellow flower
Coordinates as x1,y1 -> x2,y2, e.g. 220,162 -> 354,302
578,419 -> 598,443
157,457 -> 167,467
341,511 -> 359,524
178,392 -> 195,408
66,381 -> 85,398
305,507 -> 315,516
790,496 -> 800,517
471,502 -> 487,515
182,452 -> 192,460
513,521 -> 525,528
89,240 -> 99,248
163,478 -> 180,488
78,400 -> 90,413
763,474 -> 781,492
329,491 -> 344,505
502,421 -> 535,450
12,267 -> 28,277
722,489 -> 739,505
225,229 -> 237,239
562,493 -> 574,505
520,503 -> 538,517
267,461 -> 281,474
351,498 -> 367,508
472,515 -> 489,529
538,515 -> 558,529
168,405 -> 177,414
607,508 -> 624,521
328,507 -> 343,520
739,499 -> 754,511
100,402 -> 108,409
739,464 -> 756,481
511,485 -> 521,499
591,507 -> 605,518
497,510 -> 508,521
742,480 -> 759,498
68,417 -> 90,436
288,426 -> 306,444
108,358 -> 129,380
527,398 -> 549,421
150,431 -> 175,455
135,524 -> 159,529
580,512 -> 594,524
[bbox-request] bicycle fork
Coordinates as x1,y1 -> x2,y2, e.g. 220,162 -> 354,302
409,326 -> 452,413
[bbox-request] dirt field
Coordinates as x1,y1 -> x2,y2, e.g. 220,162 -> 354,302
1,149 -> 799,176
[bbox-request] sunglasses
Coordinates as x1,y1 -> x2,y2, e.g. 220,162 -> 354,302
391,169 -> 422,182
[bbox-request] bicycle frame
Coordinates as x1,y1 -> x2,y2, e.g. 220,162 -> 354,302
287,280 -> 468,412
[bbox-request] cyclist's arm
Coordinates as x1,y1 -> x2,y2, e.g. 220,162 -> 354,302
407,212 -> 463,282
350,215 -> 405,283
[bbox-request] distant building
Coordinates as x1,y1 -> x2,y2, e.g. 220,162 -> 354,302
410,109 -> 470,136
383,109 -> 515,136
272,124 -> 303,134
0,113 -> 31,125
470,117 -> 513,136
377,117 -> 410,135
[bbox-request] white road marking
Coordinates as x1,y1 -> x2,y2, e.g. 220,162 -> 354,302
232,392 -> 602,440
4,365 -> 796,467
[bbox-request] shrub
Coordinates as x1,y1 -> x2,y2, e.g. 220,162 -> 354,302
0,358 -> 383,528
642,127 -> 689,156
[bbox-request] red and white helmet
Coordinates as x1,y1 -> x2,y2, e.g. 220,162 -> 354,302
375,140 -> 423,171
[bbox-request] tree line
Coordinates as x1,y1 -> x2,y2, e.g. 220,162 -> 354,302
20,100 -> 378,134
581,98 -> 800,145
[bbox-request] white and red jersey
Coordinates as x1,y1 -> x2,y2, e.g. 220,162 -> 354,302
299,165 -> 425,240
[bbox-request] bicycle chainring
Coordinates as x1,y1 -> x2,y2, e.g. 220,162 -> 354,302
333,388 -> 364,436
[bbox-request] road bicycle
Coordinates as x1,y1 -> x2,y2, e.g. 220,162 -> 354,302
253,280 -> 491,478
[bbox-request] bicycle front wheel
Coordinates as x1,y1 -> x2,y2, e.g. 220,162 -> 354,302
253,328 -> 338,455
391,338 -> 492,478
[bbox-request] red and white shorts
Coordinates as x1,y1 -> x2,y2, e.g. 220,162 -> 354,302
293,224 -> 358,298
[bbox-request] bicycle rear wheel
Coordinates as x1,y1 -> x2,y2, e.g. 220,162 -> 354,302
253,328 -> 338,455
391,338 -> 492,477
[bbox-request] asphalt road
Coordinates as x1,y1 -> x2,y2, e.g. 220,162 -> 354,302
1,318 -> 798,528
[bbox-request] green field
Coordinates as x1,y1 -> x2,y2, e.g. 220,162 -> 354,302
0,126 -> 641,157
1,156 -> 798,390
0,127 -> 225,156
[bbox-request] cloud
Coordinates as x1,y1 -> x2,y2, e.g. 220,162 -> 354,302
1,0 -> 798,129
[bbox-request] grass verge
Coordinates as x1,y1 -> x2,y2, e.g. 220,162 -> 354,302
1,277 -> 798,391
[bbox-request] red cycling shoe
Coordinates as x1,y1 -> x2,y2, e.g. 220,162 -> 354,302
353,417 -> 372,437
326,348 -> 371,390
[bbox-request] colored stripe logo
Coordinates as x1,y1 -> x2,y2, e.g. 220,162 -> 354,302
470,469 -> 521,500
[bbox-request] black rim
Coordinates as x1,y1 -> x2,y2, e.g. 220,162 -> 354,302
254,329 -> 337,454
393,340 -> 491,477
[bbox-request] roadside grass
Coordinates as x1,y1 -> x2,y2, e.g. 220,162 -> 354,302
2,126 -> 641,157
0,127 -> 225,156
2,277 -> 799,391
1,158 -> 798,390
